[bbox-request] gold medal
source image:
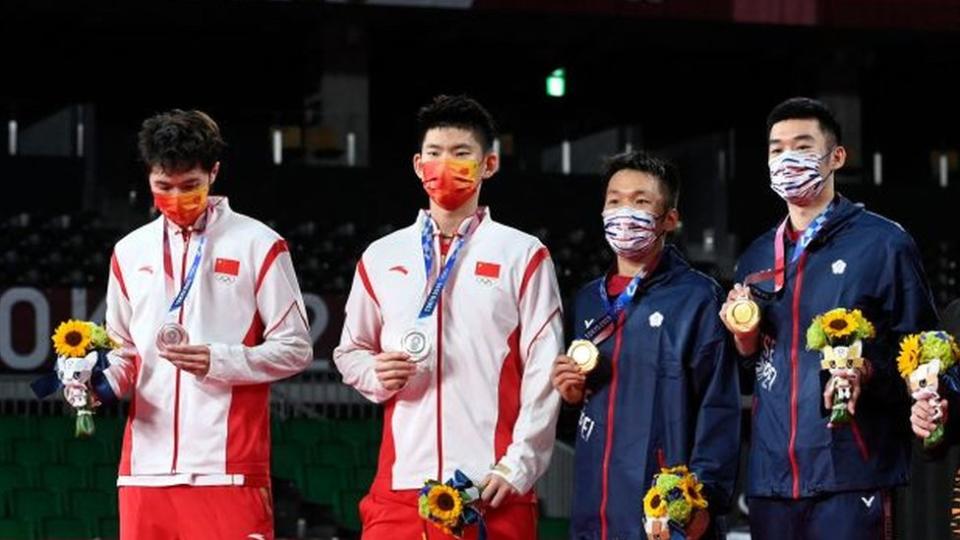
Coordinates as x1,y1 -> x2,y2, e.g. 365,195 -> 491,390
567,339 -> 599,373
726,298 -> 760,334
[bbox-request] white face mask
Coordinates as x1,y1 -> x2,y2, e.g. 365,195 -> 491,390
602,207 -> 661,259
768,149 -> 832,205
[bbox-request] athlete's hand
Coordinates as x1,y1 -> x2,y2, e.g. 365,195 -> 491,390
911,398 -> 948,439
110,346 -> 138,363
719,283 -> 759,334
160,344 -> 211,376
719,283 -> 760,355
374,351 -> 416,391
552,355 -> 586,404
481,474 -> 518,509
823,361 -> 872,416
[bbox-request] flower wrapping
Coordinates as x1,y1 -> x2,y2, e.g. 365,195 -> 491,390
49,320 -> 119,437
643,465 -> 708,540
897,331 -> 960,448
805,308 -> 875,427
418,470 -> 485,538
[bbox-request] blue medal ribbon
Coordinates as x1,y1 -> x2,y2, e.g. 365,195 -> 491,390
789,201 -> 833,264
451,470 -> 487,540
582,271 -> 647,344
743,201 -> 835,296
167,235 -> 206,316
417,215 -> 472,320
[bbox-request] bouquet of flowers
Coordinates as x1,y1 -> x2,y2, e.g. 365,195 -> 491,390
806,308 -> 876,427
50,320 -> 118,437
642,465 -> 709,540
897,331 -> 960,448
418,470 -> 485,538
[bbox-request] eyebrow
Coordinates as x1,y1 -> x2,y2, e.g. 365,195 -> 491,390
424,143 -> 474,151
769,134 -> 817,145
152,176 -> 202,186
607,188 -> 653,197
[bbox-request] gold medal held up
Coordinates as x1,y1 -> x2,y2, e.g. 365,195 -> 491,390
726,298 -> 760,334
567,339 -> 599,373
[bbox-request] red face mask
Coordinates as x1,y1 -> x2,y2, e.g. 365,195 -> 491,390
420,159 -> 481,211
153,185 -> 210,228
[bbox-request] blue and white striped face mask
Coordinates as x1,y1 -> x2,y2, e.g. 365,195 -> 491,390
768,149 -> 832,205
602,207 -> 661,259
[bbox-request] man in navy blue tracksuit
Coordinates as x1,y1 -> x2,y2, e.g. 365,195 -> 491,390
720,97 -> 937,540
552,151 -> 741,540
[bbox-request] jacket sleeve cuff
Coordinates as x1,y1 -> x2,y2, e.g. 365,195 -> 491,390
490,457 -> 532,495
204,342 -> 236,383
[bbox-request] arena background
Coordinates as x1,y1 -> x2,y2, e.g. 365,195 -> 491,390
1,1 -> 959,538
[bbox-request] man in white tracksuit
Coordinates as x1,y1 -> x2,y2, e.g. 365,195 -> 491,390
99,109 -> 312,539
334,95 -> 564,539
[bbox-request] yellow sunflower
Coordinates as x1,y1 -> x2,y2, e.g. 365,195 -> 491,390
679,475 -> 708,510
644,488 -> 668,518
897,334 -> 921,380
52,320 -> 92,358
821,309 -> 858,340
426,484 -> 462,525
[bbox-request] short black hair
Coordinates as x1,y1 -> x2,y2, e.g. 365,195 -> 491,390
766,97 -> 843,146
138,109 -> 226,174
416,94 -> 497,152
601,151 -> 680,211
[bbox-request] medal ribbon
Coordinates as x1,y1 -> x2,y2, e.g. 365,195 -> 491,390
417,211 -> 481,320
582,252 -> 662,346
742,202 -> 834,295
162,225 -> 206,321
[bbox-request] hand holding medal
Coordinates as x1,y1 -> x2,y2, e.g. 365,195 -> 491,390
156,322 -> 190,352
400,327 -> 432,364
721,283 -> 760,335
567,340 -> 599,373
156,232 -> 205,371
721,203 -> 836,341
553,267 -> 653,403
552,352 -> 588,404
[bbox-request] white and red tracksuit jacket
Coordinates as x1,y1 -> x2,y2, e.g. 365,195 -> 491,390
334,207 -> 563,495
102,197 -> 312,487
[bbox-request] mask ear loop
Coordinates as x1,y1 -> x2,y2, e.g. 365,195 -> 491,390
818,145 -> 839,184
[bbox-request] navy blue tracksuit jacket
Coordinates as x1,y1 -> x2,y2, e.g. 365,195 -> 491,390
570,246 -> 741,540
735,195 -> 937,499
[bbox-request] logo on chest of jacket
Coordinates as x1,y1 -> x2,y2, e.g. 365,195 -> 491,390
475,261 -> 501,287
832,259 -> 847,275
649,311 -> 664,328
214,257 -> 240,284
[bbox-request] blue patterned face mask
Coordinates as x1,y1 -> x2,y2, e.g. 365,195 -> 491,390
768,149 -> 832,205
602,207 -> 662,259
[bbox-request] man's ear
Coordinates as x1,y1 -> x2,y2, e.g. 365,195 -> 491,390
829,145 -> 847,171
413,154 -> 424,180
663,207 -> 680,233
481,152 -> 499,179
210,161 -> 221,185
